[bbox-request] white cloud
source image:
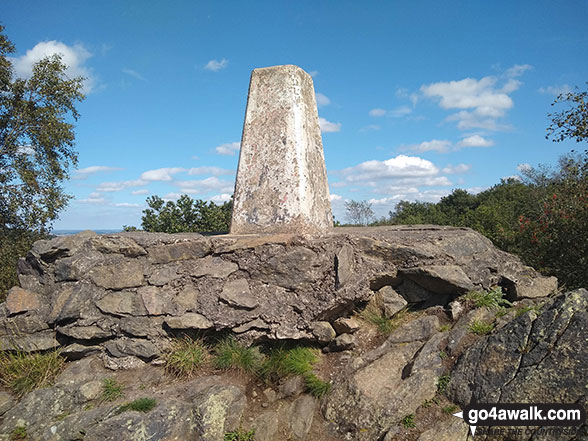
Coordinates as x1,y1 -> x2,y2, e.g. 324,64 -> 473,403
329,194 -> 343,201
421,65 -> 529,131
10,41 -> 94,92
163,192 -> 182,201
188,166 -> 234,176
215,142 -> 241,156
122,68 -> 146,81
369,108 -> 387,117
538,84 -> 572,96
204,58 -> 228,71
210,193 -> 232,203
97,179 -> 147,192
341,155 -> 439,182
458,135 -> 494,148
396,88 -> 419,106
78,197 -> 108,204
88,192 -> 102,198
517,163 -> 531,172
319,117 -> 341,133
176,177 -> 234,194
131,189 -> 149,195
315,93 -> 330,107
140,167 -> 186,182
114,202 -> 141,207
389,106 -> 412,118
309,71 -> 319,78
505,64 -> 532,78
405,139 -> 452,153
73,166 -> 122,180
442,163 -> 471,174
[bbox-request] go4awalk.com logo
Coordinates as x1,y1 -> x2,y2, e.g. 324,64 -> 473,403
452,403 -> 586,437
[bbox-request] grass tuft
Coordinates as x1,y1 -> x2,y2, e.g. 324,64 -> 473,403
469,319 -> 495,335
102,377 -> 124,402
464,287 -> 512,310
213,337 -> 264,375
0,349 -> 64,398
359,302 -> 411,336
303,373 -> 331,398
164,337 -> 208,378
442,404 -> 459,414
224,426 -> 255,441
116,397 -> 157,414
10,426 -> 27,441
436,374 -> 451,394
261,344 -> 317,381
401,414 -> 416,428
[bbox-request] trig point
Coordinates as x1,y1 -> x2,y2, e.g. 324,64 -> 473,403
230,65 -> 333,234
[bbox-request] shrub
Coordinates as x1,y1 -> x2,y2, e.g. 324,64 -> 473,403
0,349 -> 64,397
224,426 -> 255,441
436,375 -> 451,394
463,287 -> 512,310
164,337 -> 208,378
213,337 -> 264,375
401,414 -> 416,428
101,378 -> 124,402
469,319 -> 495,336
116,397 -> 157,414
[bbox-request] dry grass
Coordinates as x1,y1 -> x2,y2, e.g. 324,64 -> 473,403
0,349 -> 64,398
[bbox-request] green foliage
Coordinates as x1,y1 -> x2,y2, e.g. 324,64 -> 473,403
436,375 -> 451,394
546,84 -> 588,143
164,337 -> 208,378
140,194 -> 232,233
303,372 -> 331,398
515,303 -> 544,318
0,349 -> 64,397
101,378 -> 124,402
344,200 -> 374,225
439,350 -> 448,360
359,302 -> 409,336
0,25 -> 84,234
116,397 -> 157,414
213,337 -> 263,375
401,413 -> 416,428
469,319 -> 495,336
463,287 -> 512,310
442,404 -> 459,415
9,426 -> 27,441
0,229 -> 46,301
261,344 -> 318,381
439,324 -> 452,332
224,426 -> 256,441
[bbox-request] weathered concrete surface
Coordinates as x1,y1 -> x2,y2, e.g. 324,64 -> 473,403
230,64 -> 333,234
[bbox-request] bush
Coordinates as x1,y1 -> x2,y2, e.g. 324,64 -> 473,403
463,287 -> 512,310
116,397 -> 157,414
213,337 -> 264,375
0,349 -> 64,397
164,337 -> 208,378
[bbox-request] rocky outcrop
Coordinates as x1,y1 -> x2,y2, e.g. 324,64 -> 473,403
0,226 -> 556,363
447,289 -> 588,440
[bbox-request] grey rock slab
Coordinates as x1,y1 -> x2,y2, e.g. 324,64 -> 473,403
233,318 -> 269,333
377,285 -> 408,318
5,286 -> 41,315
278,375 -> 305,399
192,384 -> 247,441
95,289 -> 148,316
400,264 -> 475,295
89,259 -> 145,290
61,343 -> 103,359
252,409 -> 280,441
0,391 -> 14,417
289,394 -> 316,440
190,255 -> 239,278
120,316 -> 166,338
147,238 -> 211,264
387,315 -> 440,344
335,244 -> 354,289
395,278 -> 436,303
231,64 -> 332,234
512,274 -> 558,299
333,317 -> 361,334
326,333 -> 356,352
139,285 -> 176,315
310,321 -> 336,343
90,235 -> 147,257
416,417 -> 469,441
0,330 -> 58,352
105,337 -> 160,359
58,319 -> 116,340
164,312 -> 213,329
148,264 -> 180,286
220,279 -> 258,310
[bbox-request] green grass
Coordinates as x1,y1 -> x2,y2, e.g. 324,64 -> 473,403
469,319 -> 495,336
164,337 -> 208,378
515,303 -> 543,318
0,349 -> 64,397
401,414 -> 416,428
439,324 -> 452,332
442,404 -> 459,414
464,287 -> 512,310
439,350 -> 448,360
261,344 -> 317,381
116,397 -> 157,414
9,426 -> 27,441
224,426 -> 255,441
213,337 -> 264,375
102,378 -> 124,402
436,375 -> 451,394
359,304 -> 410,336
303,373 -> 331,398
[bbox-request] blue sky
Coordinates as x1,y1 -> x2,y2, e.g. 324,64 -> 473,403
2,0 -> 587,229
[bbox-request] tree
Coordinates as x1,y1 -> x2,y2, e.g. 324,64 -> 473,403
344,200 -> 374,226
546,84 -> 588,143
0,25 -> 84,298
140,194 -> 233,233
